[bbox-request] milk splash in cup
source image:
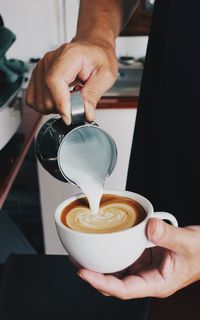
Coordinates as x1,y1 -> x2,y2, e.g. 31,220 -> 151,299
58,132 -> 141,234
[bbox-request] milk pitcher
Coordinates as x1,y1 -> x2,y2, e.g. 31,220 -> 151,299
35,89 -> 117,185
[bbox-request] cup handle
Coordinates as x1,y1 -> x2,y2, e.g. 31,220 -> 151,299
146,212 -> 178,248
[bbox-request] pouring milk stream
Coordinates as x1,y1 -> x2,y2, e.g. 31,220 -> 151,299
36,88 -> 119,226
58,125 -> 116,215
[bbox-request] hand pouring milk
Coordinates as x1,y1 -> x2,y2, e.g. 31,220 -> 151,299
35,89 -> 117,215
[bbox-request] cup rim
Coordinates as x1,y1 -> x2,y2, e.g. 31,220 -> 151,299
54,189 -> 153,237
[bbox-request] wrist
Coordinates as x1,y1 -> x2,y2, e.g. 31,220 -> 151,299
74,12 -> 119,49
73,30 -> 116,51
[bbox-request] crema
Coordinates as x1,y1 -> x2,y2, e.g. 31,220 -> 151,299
61,194 -> 146,234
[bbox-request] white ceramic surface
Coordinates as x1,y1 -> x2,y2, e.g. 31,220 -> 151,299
54,190 -> 178,273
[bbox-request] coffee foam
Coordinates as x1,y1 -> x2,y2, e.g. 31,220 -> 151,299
61,195 -> 146,234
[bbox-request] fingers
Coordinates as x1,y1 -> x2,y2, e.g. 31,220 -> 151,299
26,72 -> 35,110
78,224 -> 200,300
82,67 -> 116,122
147,218 -> 198,256
78,269 -> 128,299
26,65 -> 55,114
78,268 -> 164,299
26,42 -> 118,124
26,53 -> 55,114
26,47 -> 71,121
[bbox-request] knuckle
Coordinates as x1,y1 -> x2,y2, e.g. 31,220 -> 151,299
44,99 -> 53,109
103,69 -> 116,84
33,60 -> 42,74
121,293 -> 131,300
45,73 -> 56,88
157,289 -> 175,298
157,292 -> 168,298
26,95 -> 34,107
86,95 -> 98,106
117,293 -> 126,300
43,51 -> 52,61
30,67 -> 36,77
118,287 -> 131,300
82,90 -> 98,106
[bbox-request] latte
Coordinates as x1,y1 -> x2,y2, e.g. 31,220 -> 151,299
61,194 -> 146,234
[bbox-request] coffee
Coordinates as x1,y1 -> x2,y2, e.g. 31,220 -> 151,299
61,194 -> 146,234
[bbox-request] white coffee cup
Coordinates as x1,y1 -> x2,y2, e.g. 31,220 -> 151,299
54,190 -> 178,273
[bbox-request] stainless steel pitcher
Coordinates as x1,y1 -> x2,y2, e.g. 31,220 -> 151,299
35,89 -> 117,184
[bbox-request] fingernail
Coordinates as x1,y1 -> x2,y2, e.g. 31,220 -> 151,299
150,219 -> 164,240
62,115 -> 71,125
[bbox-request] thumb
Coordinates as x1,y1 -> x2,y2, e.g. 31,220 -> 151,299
81,68 -> 116,122
147,218 -> 192,255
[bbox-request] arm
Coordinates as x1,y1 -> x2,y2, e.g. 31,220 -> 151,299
26,0 -> 139,124
75,0 -> 140,44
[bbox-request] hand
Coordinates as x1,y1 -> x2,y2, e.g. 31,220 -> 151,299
77,219 -> 200,299
26,39 -> 118,125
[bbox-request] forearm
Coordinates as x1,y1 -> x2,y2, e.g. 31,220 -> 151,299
75,0 -> 140,47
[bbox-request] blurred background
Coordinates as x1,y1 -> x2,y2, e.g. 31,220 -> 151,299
1,0 -> 150,61
0,1 -> 199,319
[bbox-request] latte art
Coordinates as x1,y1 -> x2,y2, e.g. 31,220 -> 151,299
61,195 -> 146,234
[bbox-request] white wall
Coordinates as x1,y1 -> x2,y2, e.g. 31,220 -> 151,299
1,0 -> 147,62
116,36 -> 148,59
1,0 -> 61,61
